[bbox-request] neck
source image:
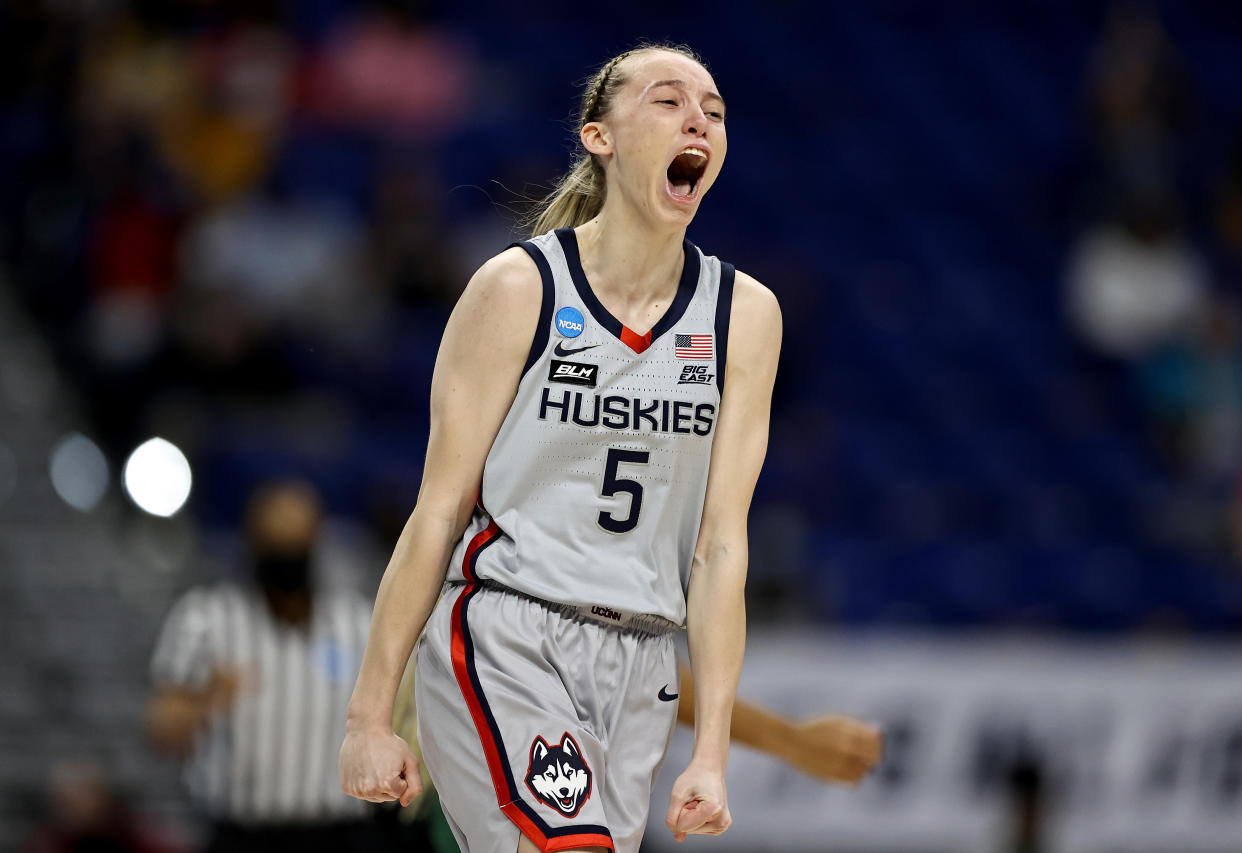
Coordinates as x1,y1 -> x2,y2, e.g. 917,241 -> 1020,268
262,586 -> 313,627
575,204 -> 686,304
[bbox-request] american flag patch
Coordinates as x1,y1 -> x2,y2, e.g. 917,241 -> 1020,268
675,334 -> 713,359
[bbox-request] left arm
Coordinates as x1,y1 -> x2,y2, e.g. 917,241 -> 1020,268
666,272 -> 782,842
676,664 -> 884,785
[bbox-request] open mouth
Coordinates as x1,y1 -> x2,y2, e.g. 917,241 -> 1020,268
559,797 -> 575,810
666,147 -> 709,202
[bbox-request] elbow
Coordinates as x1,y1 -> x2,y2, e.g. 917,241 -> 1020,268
690,537 -> 749,601
692,532 -> 748,575
412,491 -> 478,543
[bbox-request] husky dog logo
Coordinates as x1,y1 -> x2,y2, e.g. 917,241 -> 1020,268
524,732 -> 592,817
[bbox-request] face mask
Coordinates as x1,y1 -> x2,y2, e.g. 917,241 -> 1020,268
253,552 -> 312,594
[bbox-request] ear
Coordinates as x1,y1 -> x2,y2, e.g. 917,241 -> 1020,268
531,736 -> 549,763
581,121 -> 612,157
561,734 -> 579,759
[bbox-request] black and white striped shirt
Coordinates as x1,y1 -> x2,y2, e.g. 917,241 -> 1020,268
150,583 -> 371,824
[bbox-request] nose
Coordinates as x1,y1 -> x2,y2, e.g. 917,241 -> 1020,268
683,106 -> 709,138
559,787 -> 570,796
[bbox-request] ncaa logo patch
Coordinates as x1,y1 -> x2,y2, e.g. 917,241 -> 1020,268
555,306 -> 585,338
525,732 -> 593,817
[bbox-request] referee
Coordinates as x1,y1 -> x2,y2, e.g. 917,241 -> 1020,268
146,480 -> 380,853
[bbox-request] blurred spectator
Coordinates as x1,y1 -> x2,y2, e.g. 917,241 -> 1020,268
177,187 -> 376,344
1070,4 -> 1204,361
1083,1 -> 1192,217
78,6 -> 288,207
368,159 -> 464,310
159,18 -> 291,204
307,0 -> 474,140
1213,130 -> 1242,288
86,177 -> 179,371
1066,194 -> 1207,360
22,760 -> 179,853
146,480 -> 378,853
1230,477 -> 1242,565
1139,292 -> 1242,479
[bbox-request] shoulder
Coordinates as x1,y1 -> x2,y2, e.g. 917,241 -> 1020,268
445,246 -> 544,343
731,269 -> 780,318
152,584 -> 233,662
164,582 -> 247,622
463,246 -> 543,308
728,269 -> 782,347
164,583 -> 220,616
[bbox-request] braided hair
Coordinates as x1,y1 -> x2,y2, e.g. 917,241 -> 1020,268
528,43 -> 704,236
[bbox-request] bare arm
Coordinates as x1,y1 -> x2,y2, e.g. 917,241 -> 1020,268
339,248 -> 541,804
666,272 -> 782,840
676,665 -> 883,785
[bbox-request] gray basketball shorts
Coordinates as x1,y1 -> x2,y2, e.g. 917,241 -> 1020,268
415,577 -> 680,853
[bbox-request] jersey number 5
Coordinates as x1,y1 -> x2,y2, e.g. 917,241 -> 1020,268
598,448 -> 649,534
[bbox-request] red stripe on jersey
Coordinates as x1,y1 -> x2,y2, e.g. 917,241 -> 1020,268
459,518 -> 499,582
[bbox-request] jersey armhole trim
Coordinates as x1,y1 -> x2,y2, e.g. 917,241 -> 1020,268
714,262 -> 736,394
511,241 -> 555,378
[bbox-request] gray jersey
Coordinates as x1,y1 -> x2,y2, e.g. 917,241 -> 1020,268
445,227 -> 735,625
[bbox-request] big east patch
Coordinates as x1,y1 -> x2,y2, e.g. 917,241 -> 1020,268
525,733 -> 593,817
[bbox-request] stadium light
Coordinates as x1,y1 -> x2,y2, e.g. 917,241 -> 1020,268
122,437 -> 192,517
49,432 -> 109,512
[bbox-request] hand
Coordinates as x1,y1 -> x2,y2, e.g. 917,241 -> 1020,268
788,715 -> 882,785
146,668 -> 252,757
665,763 -> 731,842
204,668 -> 247,712
339,725 -> 423,806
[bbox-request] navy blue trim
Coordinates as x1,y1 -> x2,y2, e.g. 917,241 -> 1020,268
714,262 -> 736,394
457,568 -> 613,842
510,242 -> 555,378
554,227 -> 699,348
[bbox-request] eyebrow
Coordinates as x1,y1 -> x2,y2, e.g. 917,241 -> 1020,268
641,79 -> 727,112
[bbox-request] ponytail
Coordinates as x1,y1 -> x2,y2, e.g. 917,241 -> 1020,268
529,155 -> 605,236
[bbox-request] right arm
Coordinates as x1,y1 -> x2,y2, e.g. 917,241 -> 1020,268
339,247 -> 542,804
146,589 -> 242,759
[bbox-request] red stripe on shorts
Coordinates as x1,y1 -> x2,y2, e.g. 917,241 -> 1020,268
448,519 -> 615,852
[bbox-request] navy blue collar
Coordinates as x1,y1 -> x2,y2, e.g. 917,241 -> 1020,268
555,227 -> 700,354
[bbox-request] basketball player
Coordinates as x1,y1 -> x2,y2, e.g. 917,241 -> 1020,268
340,44 -> 783,853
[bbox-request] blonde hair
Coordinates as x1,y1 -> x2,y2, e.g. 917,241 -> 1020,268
528,43 -> 705,236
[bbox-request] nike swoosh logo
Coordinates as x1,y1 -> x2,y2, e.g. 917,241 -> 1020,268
554,341 -> 602,357
657,685 -> 679,702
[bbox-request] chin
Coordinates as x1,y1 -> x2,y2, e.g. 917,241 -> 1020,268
658,183 -> 708,227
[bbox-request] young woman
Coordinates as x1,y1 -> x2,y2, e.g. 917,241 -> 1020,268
339,43 -> 782,853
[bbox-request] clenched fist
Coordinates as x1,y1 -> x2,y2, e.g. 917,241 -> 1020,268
339,726 -> 423,805
666,763 -> 731,842
786,715 -> 883,785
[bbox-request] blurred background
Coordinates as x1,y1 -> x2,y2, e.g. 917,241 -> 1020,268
3,0 -> 1242,851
